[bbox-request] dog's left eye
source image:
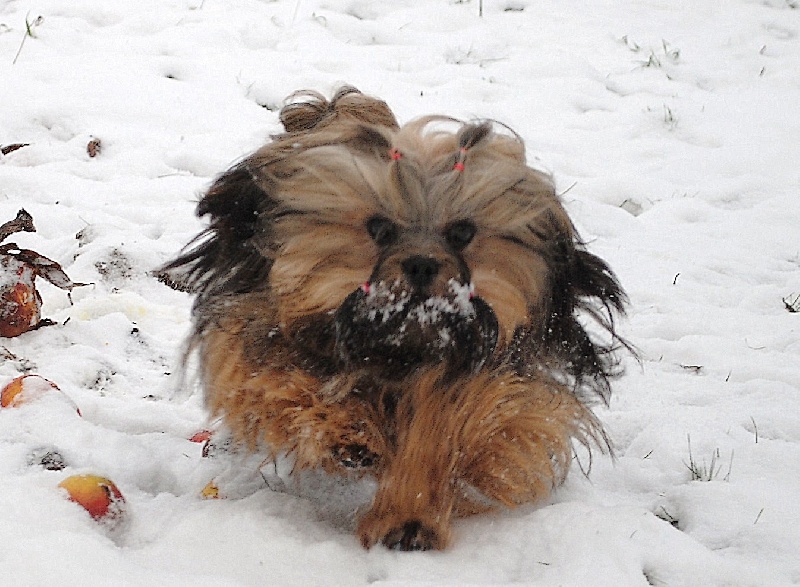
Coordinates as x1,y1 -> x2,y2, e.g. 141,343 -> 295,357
366,215 -> 399,247
445,220 -> 476,250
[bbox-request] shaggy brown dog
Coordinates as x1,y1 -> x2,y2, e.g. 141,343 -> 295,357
161,87 -> 629,551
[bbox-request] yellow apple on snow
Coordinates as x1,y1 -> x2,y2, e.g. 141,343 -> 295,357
0,374 -> 81,415
1,374 -> 58,407
58,474 -> 127,529
200,480 -> 220,499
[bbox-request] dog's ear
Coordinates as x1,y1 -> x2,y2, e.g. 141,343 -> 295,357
157,164 -> 274,297
542,237 -> 630,401
568,248 -> 627,316
197,164 -> 268,239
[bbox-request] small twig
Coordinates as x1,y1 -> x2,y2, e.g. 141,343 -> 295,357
655,506 -> 679,528
783,294 -> 800,313
723,449 -> 733,482
1,143 -> 29,156
290,0 -> 302,27
557,181 -> 578,197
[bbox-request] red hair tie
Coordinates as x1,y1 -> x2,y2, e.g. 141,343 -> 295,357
389,147 -> 402,161
453,147 -> 468,172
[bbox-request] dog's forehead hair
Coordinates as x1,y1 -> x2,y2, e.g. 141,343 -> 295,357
259,120 -> 562,242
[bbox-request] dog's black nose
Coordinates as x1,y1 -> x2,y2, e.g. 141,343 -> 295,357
401,256 -> 440,289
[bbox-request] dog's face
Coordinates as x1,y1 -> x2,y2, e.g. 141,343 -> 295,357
260,118 -> 566,379
163,88 -> 625,397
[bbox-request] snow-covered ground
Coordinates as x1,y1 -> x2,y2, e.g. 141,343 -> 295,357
1,0 -> 799,584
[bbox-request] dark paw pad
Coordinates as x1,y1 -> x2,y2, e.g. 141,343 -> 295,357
333,443 -> 378,469
382,520 -> 438,551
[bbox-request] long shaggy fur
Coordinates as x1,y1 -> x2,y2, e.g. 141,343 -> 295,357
161,86 -> 630,550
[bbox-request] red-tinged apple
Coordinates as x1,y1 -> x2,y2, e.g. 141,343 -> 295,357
58,474 -> 126,529
0,374 -> 81,415
189,429 -> 213,443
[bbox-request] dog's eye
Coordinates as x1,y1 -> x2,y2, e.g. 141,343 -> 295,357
445,220 -> 476,250
366,215 -> 398,247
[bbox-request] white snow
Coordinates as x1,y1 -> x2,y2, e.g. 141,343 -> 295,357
365,278 -> 475,326
1,0 -> 799,585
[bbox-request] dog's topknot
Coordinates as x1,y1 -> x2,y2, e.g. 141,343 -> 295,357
279,86 -> 399,135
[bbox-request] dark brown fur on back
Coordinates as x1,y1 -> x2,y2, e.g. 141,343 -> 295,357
161,86 -> 630,550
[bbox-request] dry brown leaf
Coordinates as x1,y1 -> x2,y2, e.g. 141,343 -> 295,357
87,137 -> 101,158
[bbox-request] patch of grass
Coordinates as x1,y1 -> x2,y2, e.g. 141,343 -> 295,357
445,45 -> 508,67
12,13 -> 43,65
655,506 -> 680,529
621,35 -> 640,52
662,105 -> 678,130
685,435 -> 733,482
640,40 -> 680,69
645,104 -> 679,131
623,36 -> 681,79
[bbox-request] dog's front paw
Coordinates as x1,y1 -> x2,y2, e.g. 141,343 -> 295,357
381,520 -> 440,551
358,509 -> 450,551
333,443 -> 378,469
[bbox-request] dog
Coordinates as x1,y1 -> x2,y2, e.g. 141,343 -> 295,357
160,86 -> 629,551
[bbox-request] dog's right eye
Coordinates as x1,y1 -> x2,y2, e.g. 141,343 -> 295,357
445,220 -> 476,250
366,216 -> 398,247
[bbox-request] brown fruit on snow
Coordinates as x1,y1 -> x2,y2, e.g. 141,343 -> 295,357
0,271 -> 40,337
0,209 -> 88,338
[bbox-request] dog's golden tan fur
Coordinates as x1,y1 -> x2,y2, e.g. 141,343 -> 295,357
161,87 -> 628,550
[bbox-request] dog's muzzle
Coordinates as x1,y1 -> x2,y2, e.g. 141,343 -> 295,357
334,280 -> 498,377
